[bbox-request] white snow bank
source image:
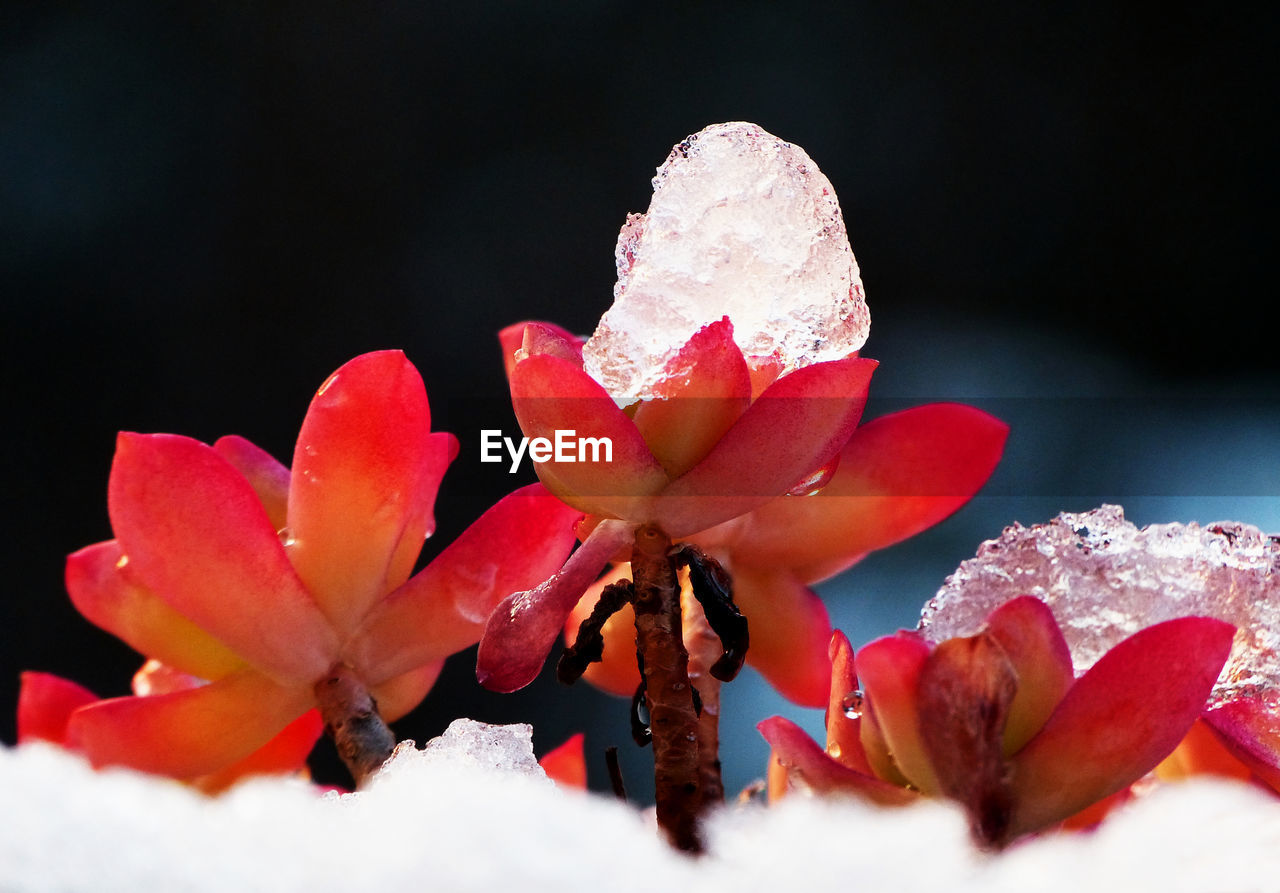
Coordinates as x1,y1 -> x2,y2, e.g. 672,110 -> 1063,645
3,720 -> 1279,892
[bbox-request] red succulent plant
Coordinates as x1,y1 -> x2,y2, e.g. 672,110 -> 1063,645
760,596 -> 1236,846
476,318 -> 880,693
34,350 -> 579,784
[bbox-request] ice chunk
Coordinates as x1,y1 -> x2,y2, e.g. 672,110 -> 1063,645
368,718 -> 548,785
583,122 -> 870,402
919,505 -> 1280,708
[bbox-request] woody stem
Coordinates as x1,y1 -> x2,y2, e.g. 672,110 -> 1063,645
630,524 -> 704,853
314,663 -> 396,788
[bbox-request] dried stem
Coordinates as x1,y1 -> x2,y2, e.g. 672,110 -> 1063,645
314,664 -> 395,788
682,587 -> 725,804
604,746 -> 628,801
630,524 -> 704,853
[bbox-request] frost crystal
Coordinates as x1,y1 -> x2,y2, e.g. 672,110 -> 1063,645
370,718 -> 548,783
920,505 -> 1280,709
583,121 -> 870,402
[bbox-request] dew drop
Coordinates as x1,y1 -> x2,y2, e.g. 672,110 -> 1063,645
841,689 -> 864,719
785,459 -> 837,497
277,526 -> 297,548
827,743 -> 842,760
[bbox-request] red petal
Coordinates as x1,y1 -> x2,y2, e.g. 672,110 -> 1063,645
758,716 -> 917,805
287,351 -> 452,633
509,353 -> 669,518
17,672 -> 98,745
916,633 -> 1018,843
477,519 -> 635,692
980,596 -> 1074,755
654,357 -> 877,538
67,668 -> 313,779
66,541 -> 244,681
212,435 -> 291,531
500,321 -> 584,379
539,732 -> 588,789
730,567 -> 833,707
825,631 -> 875,776
348,484 -> 581,684
631,319 -> 752,479
109,432 -> 338,683
1008,616 -> 1235,837
369,660 -> 446,722
194,709 -> 324,793
1202,699 -> 1280,792
724,404 -> 1007,581
856,632 -> 941,794
565,563 -> 642,698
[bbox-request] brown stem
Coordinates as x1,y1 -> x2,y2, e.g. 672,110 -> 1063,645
682,584 -> 725,804
314,664 -> 396,788
630,524 -> 703,853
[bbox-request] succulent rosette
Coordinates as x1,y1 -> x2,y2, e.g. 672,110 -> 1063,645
759,596 -> 1237,846
38,350 -> 579,781
476,318 -> 881,692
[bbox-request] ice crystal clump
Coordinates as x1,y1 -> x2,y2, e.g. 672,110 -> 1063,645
583,121 -> 870,402
369,718 -> 548,784
919,505 -> 1280,708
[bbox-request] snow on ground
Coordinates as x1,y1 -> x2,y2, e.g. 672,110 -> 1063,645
3,720 -> 1279,893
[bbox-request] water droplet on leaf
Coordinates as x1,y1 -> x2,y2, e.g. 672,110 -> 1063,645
785,460 -> 837,496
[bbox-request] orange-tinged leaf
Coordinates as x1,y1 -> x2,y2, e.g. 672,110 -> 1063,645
539,732 -> 588,789
349,484 -> 581,684
825,631 -> 874,776
287,350 -> 448,633
566,563 -> 641,698
1157,717 -> 1254,783
631,319 -> 751,479
108,432 -> 338,684
759,716 -> 917,805
725,404 -> 1007,581
1202,699 -> 1280,792
17,672 -> 98,745
212,435 -> 291,531
731,567 -> 832,707
369,660 -> 446,722
194,709 -> 324,793
856,632 -> 941,794
68,667 -> 314,779
66,541 -> 244,682
981,596 -> 1074,755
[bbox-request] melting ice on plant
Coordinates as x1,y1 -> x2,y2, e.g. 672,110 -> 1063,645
583,121 -> 871,402
920,504 -> 1280,710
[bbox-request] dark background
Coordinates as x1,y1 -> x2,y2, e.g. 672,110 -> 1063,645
3,3 -> 1275,799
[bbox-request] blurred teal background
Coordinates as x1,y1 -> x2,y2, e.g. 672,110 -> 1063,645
3,3 -> 1275,800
